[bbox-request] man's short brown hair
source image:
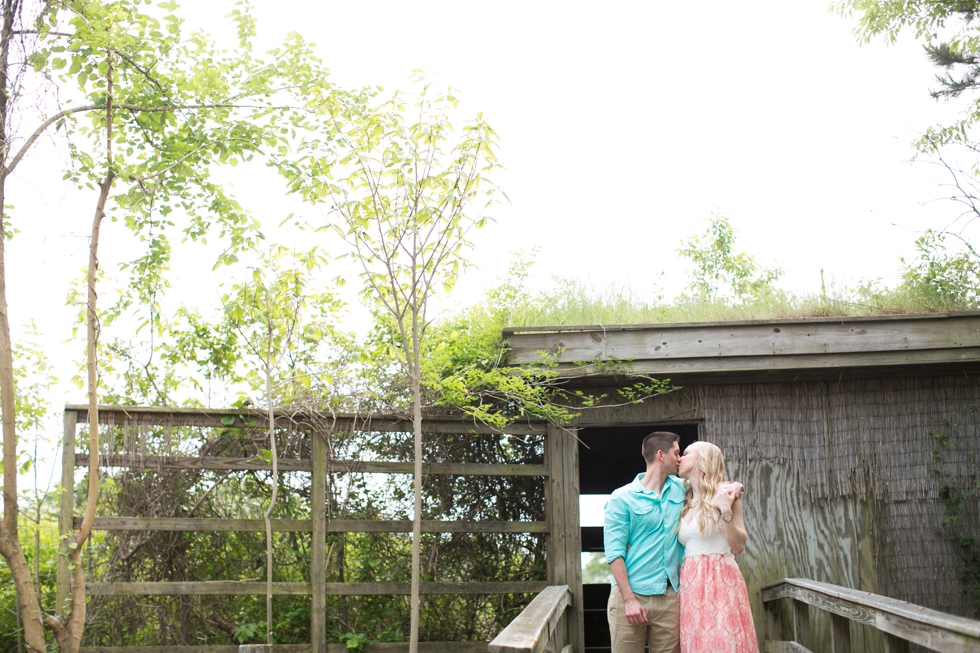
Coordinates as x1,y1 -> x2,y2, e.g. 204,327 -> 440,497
642,431 -> 680,464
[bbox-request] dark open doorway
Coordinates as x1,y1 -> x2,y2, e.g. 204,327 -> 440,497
578,423 -> 699,653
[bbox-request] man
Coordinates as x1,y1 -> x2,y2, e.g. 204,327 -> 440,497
604,431 -> 684,653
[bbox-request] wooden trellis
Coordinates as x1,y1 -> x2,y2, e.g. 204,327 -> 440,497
58,405 -> 582,653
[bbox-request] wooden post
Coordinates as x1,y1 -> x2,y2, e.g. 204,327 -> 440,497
56,409 -> 77,612
545,423 -> 566,587
882,633 -> 909,653
310,432 -> 327,653
545,423 -> 583,653
830,613 -> 851,653
793,599 -> 811,650
764,598 -> 784,643
561,425 -> 584,653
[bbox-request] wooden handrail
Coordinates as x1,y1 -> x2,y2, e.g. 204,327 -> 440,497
489,585 -> 572,653
761,577 -> 980,653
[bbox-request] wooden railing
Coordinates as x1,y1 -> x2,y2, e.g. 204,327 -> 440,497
489,585 -> 572,653
762,578 -> 980,653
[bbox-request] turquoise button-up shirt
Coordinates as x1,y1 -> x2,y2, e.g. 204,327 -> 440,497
603,473 -> 685,596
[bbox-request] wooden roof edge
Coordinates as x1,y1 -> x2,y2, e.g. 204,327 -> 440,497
502,309 -> 980,335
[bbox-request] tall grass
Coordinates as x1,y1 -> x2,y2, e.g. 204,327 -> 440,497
507,276 -> 974,327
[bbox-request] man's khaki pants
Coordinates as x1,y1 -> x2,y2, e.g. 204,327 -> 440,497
607,585 -> 680,653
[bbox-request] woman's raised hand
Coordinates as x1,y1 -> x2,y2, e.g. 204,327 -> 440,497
714,482 -> 744,512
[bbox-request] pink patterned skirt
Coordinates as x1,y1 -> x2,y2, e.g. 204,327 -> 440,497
679,553 -> 759,653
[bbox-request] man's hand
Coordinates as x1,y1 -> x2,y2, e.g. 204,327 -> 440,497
714,482 -> 744,514
609,558 -> 648,625
624,596 -> 648,625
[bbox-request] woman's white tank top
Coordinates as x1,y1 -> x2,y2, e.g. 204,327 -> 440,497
678,509 -> 731,556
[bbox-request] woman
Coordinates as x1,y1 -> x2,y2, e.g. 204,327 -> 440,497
676,442 -> 758,653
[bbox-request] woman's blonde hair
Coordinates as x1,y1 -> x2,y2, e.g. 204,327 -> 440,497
680,442 -> 727,536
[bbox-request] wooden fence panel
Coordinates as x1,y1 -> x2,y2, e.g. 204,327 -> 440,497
60,406 -> 550,652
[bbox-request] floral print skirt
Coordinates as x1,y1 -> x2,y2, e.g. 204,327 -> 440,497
679,553 -> 759,653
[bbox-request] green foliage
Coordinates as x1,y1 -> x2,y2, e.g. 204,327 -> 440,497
283,73 -> 503,381
422,256 -> 569,424
581,552 -> 612,584
834,0 -> 980,163
0,509 -> 62,651
422,255 -> 674,425
677,213 -> 783,305
34,0 -> 352,406
930,412 -> 980,616
220,244 -> 349,404
0,323 -> 59,477
901,229 -> 980,309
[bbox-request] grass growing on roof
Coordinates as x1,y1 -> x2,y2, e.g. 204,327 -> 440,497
505,217 -> 979,327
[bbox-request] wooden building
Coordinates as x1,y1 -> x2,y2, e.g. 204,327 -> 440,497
58,311 -> 980,652
502,311 -> 980,653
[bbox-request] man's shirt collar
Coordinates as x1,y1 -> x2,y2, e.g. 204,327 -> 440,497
630,473 -> 682,497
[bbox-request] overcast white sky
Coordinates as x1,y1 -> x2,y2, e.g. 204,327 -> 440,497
185,0 -> 970,303
10,1 -> 977,488
16,1 -> 971,340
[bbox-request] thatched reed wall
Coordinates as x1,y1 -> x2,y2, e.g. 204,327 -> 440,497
574,375 -> 980,653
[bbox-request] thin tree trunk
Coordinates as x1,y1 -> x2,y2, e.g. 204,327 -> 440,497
264,316 -> 278,646
53,49 -> 117,651
0,0 -> 49,646
34,517 -> 39,600
50,169 -> 115,653
409,304 -> 423,653
16,591 -> 23,653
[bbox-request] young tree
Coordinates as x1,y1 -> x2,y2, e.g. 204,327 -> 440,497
0,1 -> 339,650
221,244 -> 344,645
677,213 -> 783,304
283,75 -> 502,651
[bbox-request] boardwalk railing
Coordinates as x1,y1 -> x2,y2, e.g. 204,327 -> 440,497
761,578 -> 980,653
489,585 -> 572,653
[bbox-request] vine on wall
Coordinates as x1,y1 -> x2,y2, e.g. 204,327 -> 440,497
931,410 -> 980,615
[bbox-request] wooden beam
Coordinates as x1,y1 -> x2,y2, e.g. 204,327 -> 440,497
86,581 -> 548,596
503,310 -> 980,334
311,432 -> 327,653
545,347 -> 980,379
57,409 -> 76,612
505,313 -> 980,364
78,644 -> 490,653
79,647 -> 312,653
74,454 -> 547,477
488,585 -> 570,653
75,517 -> 549,534
64,404 -> 547,435
76,517 -> 311,532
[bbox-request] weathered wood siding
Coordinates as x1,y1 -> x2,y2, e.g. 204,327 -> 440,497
572,375 -> 980,653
